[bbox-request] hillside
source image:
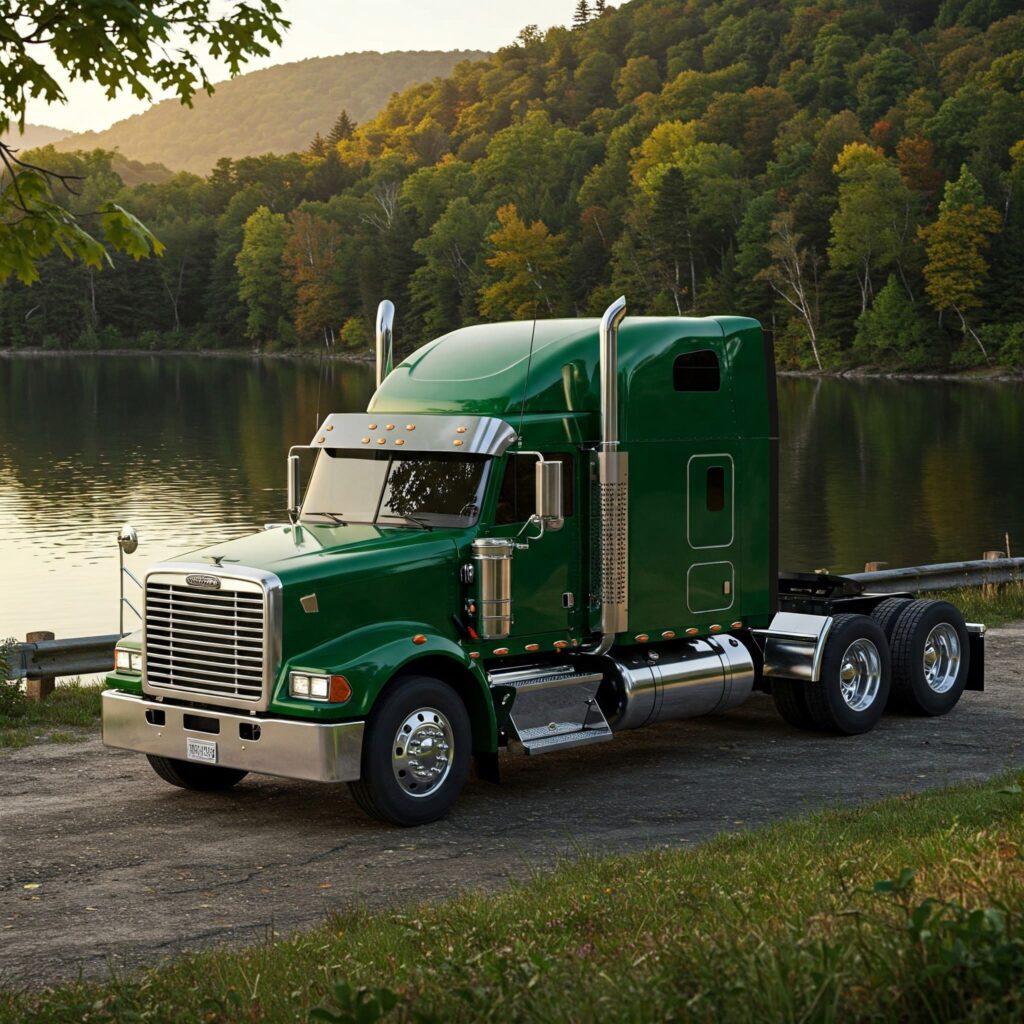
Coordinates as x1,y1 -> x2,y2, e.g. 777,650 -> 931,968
3,0 -> 1023,374
0,123 -> 69,151
54,50 -> 488,174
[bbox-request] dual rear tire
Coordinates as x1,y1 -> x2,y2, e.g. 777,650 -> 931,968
772,600 -> 969,734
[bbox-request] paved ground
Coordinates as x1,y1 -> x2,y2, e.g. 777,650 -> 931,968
2,624 -> 1023,989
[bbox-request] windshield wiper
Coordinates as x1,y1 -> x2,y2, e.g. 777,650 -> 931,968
383,513 -> 433,531
304,511 -> 349,526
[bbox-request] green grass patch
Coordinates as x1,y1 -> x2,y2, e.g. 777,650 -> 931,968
927,583 -> 1024,629
4,774 -> 1024,1022
0,679 -> 104,750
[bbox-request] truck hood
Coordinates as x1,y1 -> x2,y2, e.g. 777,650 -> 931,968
167,522 -> 465,589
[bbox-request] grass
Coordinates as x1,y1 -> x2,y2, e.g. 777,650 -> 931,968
928,583 -> 1024,629
0,678 -> 104,750
3,773 -> 1024,1023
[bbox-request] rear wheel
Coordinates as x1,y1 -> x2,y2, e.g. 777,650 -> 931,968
804,614 -> 891,735
772,679 -> 817,731
146,755 -> 248,791
870,596 -> 912,639
888,600 -> 969,716
348,675 -> 471,827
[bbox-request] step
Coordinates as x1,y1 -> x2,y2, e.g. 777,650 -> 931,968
488,666 -> 604,693
515,720 -> 614,755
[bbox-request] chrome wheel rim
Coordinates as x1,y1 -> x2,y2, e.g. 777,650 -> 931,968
838,638 -> 882,712
392,707 -> 453,798
922,623 -> 961,694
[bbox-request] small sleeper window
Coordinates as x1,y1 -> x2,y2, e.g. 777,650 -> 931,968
673,349 -> 721,392
706,466 -> 725,512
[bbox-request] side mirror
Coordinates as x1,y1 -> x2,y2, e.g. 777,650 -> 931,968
534,460 -> 564,533
287,454 -> 302,518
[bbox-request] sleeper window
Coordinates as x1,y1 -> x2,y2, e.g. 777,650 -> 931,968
673,350 -> 721,392
706,466 -> 725,512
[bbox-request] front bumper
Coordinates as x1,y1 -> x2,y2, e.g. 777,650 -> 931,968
102,690 -> 364,783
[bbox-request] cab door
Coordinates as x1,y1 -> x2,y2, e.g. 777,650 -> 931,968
489,451 -> 579,643
686,453 -> 736,617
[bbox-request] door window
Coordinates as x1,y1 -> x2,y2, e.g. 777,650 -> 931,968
495,453 -> 574,525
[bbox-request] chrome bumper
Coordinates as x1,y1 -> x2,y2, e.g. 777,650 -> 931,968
102,690 -> 364,783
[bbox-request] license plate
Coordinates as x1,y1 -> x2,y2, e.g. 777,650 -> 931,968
186,737 -> 217,764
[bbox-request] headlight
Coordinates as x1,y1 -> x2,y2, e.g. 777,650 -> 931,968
289,672 -> 351,703
115,648 -> 142,674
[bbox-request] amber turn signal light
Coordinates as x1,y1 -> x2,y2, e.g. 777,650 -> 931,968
329,675 -> 352,703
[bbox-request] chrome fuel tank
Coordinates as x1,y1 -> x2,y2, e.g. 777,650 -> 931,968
601,636 -> 755,731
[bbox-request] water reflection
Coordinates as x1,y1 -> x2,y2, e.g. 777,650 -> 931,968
0,357 -> 1021,639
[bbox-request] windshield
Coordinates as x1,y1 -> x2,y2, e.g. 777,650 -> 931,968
301,449 -> 489,529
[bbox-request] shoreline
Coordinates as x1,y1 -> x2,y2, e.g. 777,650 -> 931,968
1,347 -> 1022,383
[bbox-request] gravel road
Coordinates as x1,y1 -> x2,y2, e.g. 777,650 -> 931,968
2,624 -> 1023,988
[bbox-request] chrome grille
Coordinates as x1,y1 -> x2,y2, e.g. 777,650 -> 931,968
145,578 -> 266,703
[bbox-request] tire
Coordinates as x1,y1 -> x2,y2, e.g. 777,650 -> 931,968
348,675 -> 471,827
772,679 -> 818,731
870,597 -> 912,640
803,614 -> 891,735
146,755 -> 248,791
888,600 -> 969,716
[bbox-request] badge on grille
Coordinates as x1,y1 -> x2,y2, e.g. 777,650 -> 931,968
185,574 -> 221,590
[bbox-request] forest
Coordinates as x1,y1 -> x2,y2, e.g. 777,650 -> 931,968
1,0 -> 1023,372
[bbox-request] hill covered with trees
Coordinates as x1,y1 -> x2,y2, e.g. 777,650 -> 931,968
2,0 -> 1023,372
51,51 -> 488,174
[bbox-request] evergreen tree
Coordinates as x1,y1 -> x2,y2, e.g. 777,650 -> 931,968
308,132 -> 329,158
572,1 -> 591,30
594,0 -> 607,12
327,110 -> 356,146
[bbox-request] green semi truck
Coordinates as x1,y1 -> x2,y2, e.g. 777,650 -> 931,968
103,298 -> 985,826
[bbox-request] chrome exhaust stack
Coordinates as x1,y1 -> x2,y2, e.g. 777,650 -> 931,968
375,299 -> 395,388
587,295 -> 629,656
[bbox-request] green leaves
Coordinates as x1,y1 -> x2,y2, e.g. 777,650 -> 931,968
309,982 -> 398,1024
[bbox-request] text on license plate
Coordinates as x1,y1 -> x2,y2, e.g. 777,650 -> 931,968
186,737 -> 218,764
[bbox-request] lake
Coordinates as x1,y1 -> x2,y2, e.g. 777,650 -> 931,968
1,354 -> 1022,641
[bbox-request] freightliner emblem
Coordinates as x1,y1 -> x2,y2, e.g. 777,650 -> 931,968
185,574 -> 221,590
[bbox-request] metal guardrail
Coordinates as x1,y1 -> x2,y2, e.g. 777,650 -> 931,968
10,634 -> 120,682
5,556 -> 1021,697
848,557 -> 1024,594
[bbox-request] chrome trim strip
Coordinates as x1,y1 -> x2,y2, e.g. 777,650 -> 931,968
307,412 -> 517,456
142,562 -> 283,713
102,691 -> 363,783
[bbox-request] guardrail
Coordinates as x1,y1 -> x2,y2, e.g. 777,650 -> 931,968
8,632 -> 120,701
6,553 -> 1021,701
849,556 -> 1024,594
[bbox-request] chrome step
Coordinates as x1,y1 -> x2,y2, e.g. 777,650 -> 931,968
489,663 -> 613,755
514,719 -> 613,755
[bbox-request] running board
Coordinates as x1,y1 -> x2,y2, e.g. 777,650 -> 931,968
489,665 -> 612,755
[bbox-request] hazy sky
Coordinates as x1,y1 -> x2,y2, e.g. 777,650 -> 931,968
21,1 -> 570,133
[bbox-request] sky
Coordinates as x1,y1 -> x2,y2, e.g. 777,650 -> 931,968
21,0 -> 571,134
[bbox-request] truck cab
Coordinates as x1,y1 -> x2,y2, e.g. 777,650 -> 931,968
103,298 -> 982,825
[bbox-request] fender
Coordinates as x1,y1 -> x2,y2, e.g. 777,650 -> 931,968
272,619 -> 498,752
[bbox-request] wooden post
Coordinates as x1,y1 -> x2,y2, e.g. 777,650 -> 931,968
863,561 -> 889,572
24,631 -> 55,702
983,550 -> 1004,599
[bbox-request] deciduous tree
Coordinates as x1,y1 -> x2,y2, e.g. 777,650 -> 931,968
236,206 -> 288,346
919,165 -> 1001,359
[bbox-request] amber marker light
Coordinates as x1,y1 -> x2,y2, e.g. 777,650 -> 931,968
553,640 -> 568,649
329,676 -> 352,703
406,424 -> 416,431
412,634 -> 427,645
661,630 -> 676,639
361,437 -> 370,444
456,426 -> 467,433
686,627 -> 699,636
368,423 -> 377,429
395,439 -> 405,446
385,423 -> 395,430
494,647 -> 509,656
317,436 -> 325,443
710,624 -> 722,632
525,643 -> 540,652
731,621 -> 743,630
377,438 -> 387,445
635,633 -> 649,642
453,439 -> 464,446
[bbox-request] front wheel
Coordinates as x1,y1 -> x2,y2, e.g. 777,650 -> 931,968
147,755 -> 248,791
803,614 -> 891,735
348,675 -> 471,827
